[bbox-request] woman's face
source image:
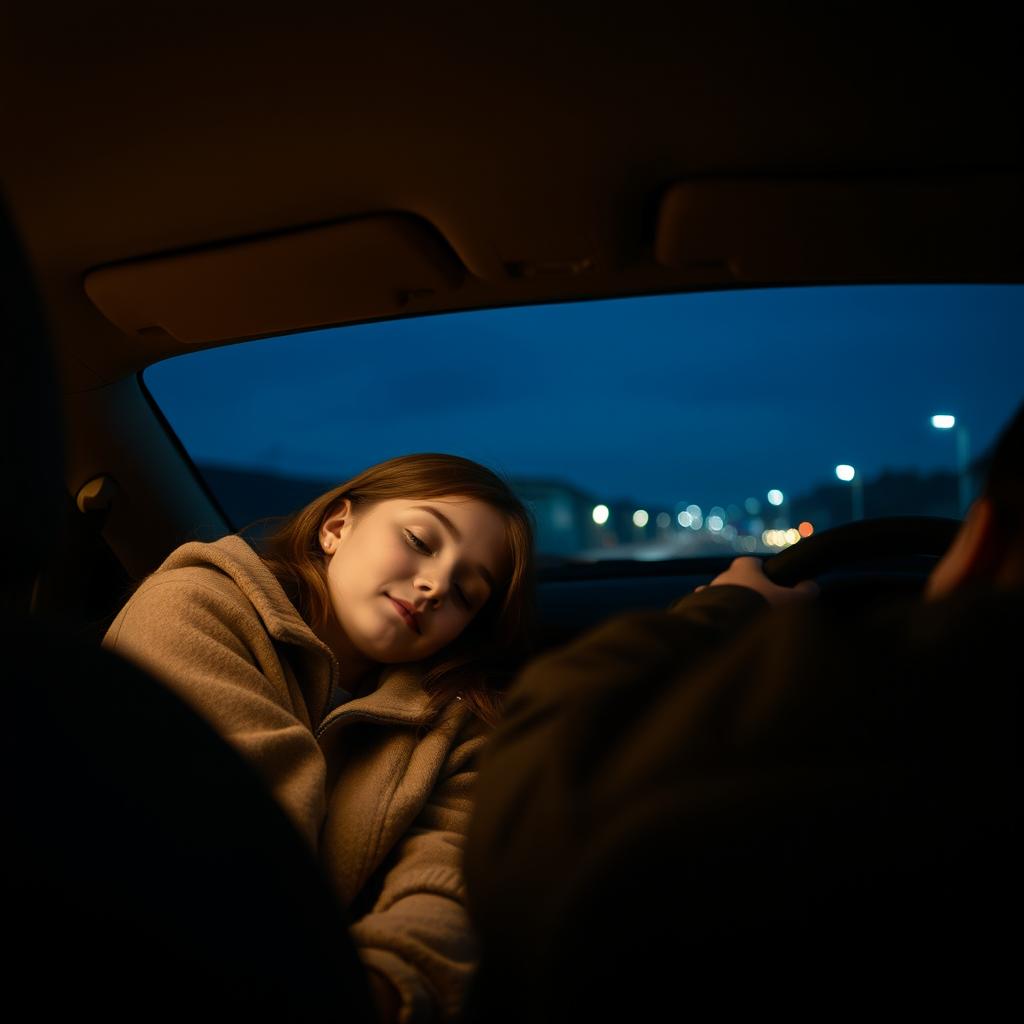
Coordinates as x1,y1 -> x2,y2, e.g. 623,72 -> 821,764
317,495 -> 511,666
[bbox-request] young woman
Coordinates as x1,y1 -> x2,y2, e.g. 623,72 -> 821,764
103,453 -> 536,1024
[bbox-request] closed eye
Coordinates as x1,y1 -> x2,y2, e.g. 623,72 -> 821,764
405,529 -> 473,609
404,529 -> 432,554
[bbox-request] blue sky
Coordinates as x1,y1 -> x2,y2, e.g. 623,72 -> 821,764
145,284 -> 1023,511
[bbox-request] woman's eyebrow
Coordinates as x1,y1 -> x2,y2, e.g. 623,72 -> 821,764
410,505 -> 496,590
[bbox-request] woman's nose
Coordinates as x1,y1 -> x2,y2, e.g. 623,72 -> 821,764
416,572 -> 448,605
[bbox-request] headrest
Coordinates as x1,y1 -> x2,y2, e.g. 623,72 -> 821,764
0,196 -> 66,606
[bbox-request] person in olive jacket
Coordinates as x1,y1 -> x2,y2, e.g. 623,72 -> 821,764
463,404 -> 1023,1022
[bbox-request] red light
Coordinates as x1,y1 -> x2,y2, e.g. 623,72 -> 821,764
798,521 -> 814,538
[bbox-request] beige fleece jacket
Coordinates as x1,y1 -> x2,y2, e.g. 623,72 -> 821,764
103,534 -> 487,1023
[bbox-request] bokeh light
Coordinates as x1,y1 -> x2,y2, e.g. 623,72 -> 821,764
592,504 -> 610,525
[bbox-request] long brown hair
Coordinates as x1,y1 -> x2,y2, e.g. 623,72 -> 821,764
246,453 -> 536,727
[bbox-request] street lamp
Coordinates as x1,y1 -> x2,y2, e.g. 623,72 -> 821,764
931,414 -> 971,516
835,464 -> 863,521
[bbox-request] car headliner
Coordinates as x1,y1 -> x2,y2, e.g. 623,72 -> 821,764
2,4 -> 1021,576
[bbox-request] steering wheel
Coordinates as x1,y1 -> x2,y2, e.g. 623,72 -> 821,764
763,516 -> 960,588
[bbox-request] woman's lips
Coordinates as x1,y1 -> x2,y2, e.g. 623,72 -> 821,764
388,596 -> 420,634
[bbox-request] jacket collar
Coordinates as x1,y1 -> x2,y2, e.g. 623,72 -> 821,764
156,533 -> 340,664
318,663 -> 438,732
157,534 -> 442,727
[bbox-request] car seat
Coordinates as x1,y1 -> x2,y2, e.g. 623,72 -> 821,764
1,197 -> 375,1022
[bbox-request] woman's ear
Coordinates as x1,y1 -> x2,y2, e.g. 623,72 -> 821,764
925,497 -> 997,600
319,498 -> 353,554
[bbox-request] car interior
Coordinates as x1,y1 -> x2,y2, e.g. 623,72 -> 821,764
8,10 -> 1021,648
4,4 -> 1021,1015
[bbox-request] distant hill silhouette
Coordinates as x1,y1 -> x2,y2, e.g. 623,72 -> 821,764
197,463 -> 340,536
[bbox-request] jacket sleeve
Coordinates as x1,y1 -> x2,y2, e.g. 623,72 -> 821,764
102,574 -> 328,849
463,585 -> 767,954
347,713 -> 488,1023
474,584 -> 767,808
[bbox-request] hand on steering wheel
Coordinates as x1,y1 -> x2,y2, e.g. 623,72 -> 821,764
696,557 -> 819,606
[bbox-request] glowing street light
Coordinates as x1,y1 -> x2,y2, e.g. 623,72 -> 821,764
835,464 -> 863,521
592,504 -> 610,525
931,413 -> 971,516
767,489 -> 784,507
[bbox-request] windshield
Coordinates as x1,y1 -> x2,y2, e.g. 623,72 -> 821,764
143,284 -> 1024,562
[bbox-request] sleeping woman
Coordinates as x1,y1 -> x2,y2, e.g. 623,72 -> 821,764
103,452 -> 536,1023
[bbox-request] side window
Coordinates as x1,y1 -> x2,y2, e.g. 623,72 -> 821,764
143,285 -> 1024,561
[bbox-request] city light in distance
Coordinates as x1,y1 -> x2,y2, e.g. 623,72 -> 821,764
767,489 -> 784,506
677,511 -> 693,528
835,464 -> 855,482
761,528 -> 801,549
799,521 -> 814,537
633,509 -> 649,528
592,504 -> 610,525
656,512 -> 671,529
707,515 -> 724,532
931,414 -> 956,429
686,504 -> 702,518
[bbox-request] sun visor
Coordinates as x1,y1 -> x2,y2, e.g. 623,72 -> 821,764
84,213 -> 466,344
654,176 -> 1023,283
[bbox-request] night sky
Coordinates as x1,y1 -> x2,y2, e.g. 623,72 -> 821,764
146,284 -> 1023,513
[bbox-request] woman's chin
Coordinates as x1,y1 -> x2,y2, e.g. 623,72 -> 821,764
353,630 -> 421,664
